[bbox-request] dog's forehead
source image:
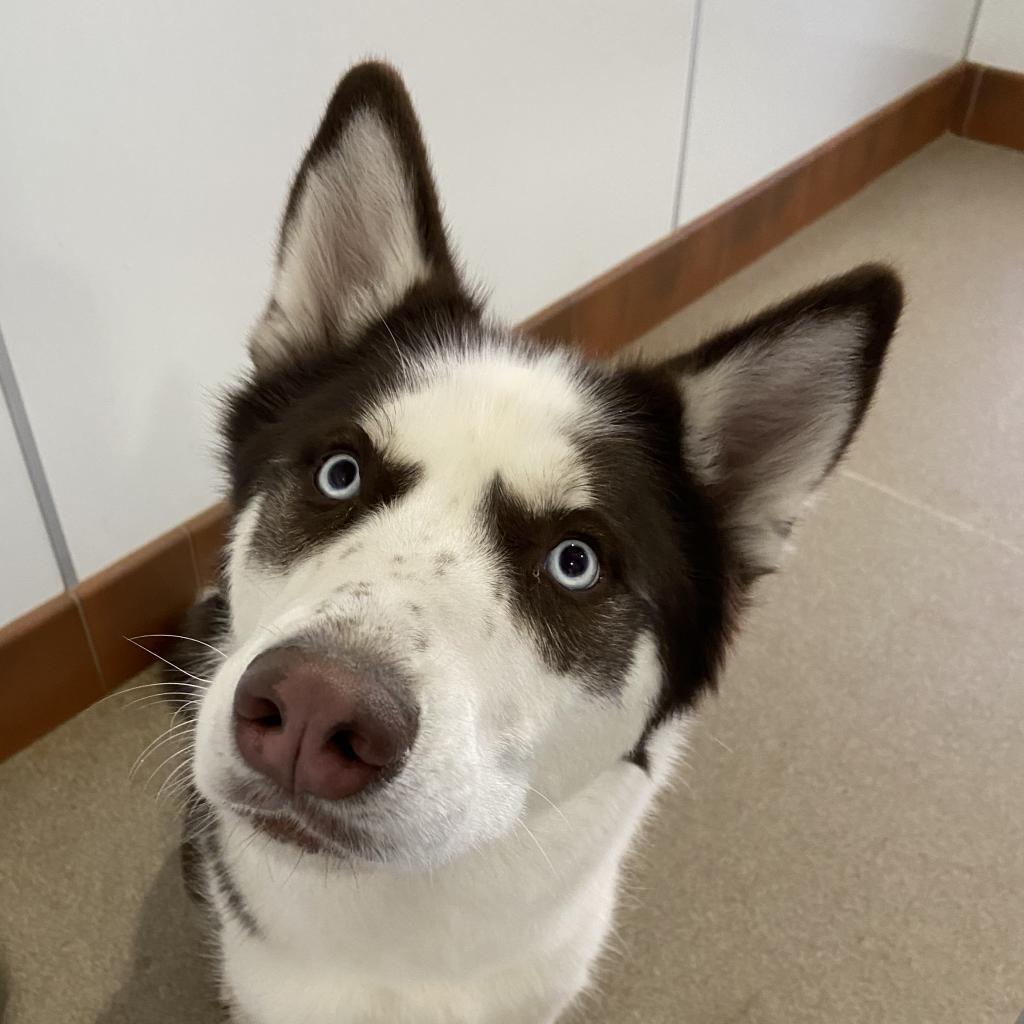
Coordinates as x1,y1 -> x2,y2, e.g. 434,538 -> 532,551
362,343 -> 602,509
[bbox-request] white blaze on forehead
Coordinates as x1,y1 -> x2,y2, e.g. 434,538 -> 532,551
364,345 -> 600,510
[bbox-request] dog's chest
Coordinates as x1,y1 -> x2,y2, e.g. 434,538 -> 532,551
211,761 -> 662,1023
220,909 -> 600,1024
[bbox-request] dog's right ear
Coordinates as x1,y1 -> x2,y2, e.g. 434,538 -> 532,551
663,265 -> 902,582
249,62 -> 467,371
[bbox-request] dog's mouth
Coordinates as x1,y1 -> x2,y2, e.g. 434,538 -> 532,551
225,779 -> 391,861
248,812 -> 326,853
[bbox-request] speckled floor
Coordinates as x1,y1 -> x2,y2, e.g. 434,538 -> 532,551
2,134 -> 1023,1024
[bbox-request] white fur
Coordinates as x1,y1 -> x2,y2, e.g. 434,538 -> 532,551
367,336 -> 606,510
213,723 -> 685,1024
193,345 -> 682,1022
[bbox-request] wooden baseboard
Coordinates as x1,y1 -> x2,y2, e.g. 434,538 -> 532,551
0,59 -> 986,761
0,510 -> 231,760
0,593 -> 105,758
953,63 -> 1024,152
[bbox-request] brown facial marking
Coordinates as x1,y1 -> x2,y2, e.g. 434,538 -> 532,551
205,826 -> 262,938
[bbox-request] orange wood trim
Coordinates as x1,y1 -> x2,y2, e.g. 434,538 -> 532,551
0,60 -> 974,761
954,64 -> 1024,153
185,502 -> 231,589
0,593 -> 105,760
75,525 -> 200,688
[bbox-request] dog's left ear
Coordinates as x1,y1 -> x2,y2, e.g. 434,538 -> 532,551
250,62 -> 466,370
664,264 -> 902,580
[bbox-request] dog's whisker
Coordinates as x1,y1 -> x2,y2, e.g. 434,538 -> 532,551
517,820 -> 557,878
92,679 -> 200,710
706,731 -> 734,755
378,314 -> 405,366
144,744 -> 195,791
120,699 -> 187,718
159,767 -> 195,801
129,719 -> 194,772
123,637 -> 213,684
283,848 -> 307,887
130,633 -> 228,659
129,721 -> 195,779
120,689 -> 203,711
525,784 -> 571,829
160,782 -> 193,807
236,825 -> 265,863
157,761 -> 194,803
122,680 -> 204,697
169,700 -> 202,725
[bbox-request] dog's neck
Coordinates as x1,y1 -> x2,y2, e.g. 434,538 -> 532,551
211,725 -> 681,966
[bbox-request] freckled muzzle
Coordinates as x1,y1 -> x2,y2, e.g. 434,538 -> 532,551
232,644 -> 420,801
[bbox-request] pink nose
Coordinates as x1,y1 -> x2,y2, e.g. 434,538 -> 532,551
232,646 -> 418,800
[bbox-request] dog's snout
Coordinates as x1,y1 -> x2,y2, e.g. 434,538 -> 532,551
233,645 -> 418,800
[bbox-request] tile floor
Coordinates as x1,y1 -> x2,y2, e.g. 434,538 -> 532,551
2,134 -> 1023,1023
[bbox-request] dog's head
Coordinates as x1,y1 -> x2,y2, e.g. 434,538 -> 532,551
191,62 -> 901,867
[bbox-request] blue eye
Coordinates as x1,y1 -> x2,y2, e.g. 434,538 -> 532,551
316,453 -> 361,500
545,539 -> 600,591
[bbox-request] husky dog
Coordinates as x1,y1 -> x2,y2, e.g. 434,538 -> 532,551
169,61 -> 901,1024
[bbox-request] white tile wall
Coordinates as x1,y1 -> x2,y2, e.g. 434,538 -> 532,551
677,0 -> 977,222
0,0 -> 695,578
0,1 -> 989,616
0,387 -> 63,626
971,0 -> 1024,73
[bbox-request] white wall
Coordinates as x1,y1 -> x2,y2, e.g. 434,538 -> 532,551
0,391 -> 63,626
0,0 -> 696,579
0,1 -> 991,610
971,0 -> 1024,72
677,0 -> 978,222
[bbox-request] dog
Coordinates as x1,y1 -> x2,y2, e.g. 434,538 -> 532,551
166,61 -> 901,1023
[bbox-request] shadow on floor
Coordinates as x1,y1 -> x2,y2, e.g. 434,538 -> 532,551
1,952 -> 10,1022
95,851 -> 222,1024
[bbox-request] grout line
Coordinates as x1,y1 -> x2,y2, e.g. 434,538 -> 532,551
69,589 -> 108,693
669,0 -> 703,230
840,468 -> 1024,559
0,321 -> 79,589
960,65 -> 984,135
961,0 -> 984,61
